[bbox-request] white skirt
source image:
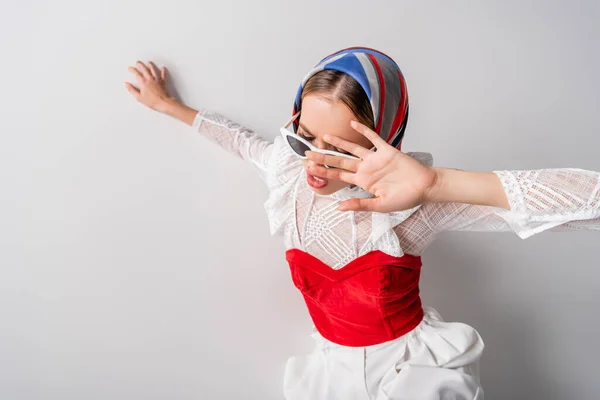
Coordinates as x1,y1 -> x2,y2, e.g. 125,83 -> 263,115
283,307 -> 485,400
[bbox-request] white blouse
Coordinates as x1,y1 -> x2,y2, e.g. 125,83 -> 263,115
193,109 -> 600,270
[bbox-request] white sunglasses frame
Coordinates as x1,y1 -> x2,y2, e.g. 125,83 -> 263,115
279,112 -> 361,167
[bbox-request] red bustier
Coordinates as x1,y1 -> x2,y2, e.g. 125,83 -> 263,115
286,249 -> 424,347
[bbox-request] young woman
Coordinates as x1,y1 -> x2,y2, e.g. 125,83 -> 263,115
125,47 -> 599,400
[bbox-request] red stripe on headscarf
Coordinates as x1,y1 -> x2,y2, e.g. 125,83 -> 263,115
368,54 -> 386,136
389,70 -> 408,142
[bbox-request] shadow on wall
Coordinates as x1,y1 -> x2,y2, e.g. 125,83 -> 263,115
420,233 -> 568,400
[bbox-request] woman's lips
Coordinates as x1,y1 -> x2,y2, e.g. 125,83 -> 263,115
307,171 -> 329,189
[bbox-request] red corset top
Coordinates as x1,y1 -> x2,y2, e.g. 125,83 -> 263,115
286,249 -> 424,347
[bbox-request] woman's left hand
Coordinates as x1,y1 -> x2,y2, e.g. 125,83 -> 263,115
306,120 -> 439,213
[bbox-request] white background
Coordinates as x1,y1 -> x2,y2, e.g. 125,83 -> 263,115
1,0 -> 599,398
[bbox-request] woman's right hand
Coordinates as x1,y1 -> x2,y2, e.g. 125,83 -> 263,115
305,120 -> 439,213
125,61 -> 173,113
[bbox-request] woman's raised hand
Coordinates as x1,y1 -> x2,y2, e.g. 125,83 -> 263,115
306,120 -> 438,213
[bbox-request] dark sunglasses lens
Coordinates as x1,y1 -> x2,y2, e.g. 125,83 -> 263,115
286,136 -> 310,157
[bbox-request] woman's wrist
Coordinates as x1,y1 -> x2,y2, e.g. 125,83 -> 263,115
424,167 -> 510,209
423,167 -> 445,204
159,97 -> 199,126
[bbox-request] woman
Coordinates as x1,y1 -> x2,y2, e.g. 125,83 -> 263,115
125,46 -> 599,399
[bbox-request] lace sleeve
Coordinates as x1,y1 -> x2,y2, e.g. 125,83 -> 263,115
262,136 -> 304,236
424,168 -> 600,239
192,109 -> 303,235
192,109 -> 274,181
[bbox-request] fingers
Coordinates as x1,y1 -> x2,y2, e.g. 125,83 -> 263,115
148,61 -> 160,80
128,66 -> 143,81
307,165 -> 358,186
136,61 -> 152,79
124,82 -> 140,98
349,120 -> 387,149
128,61 -> 165,86
305,151 -> 360,172
338,197 -> 379,212
322,134 -> 371,159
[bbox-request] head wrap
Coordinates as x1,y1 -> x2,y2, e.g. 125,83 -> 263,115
293,46 -> 409,149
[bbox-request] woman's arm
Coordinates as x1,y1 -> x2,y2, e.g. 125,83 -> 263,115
421,168 -> 599,237
424,169 -> 510,209
125,61 -> 274,174
305,120 -> 600,237
304,120 -> 511,213
160,97 -> 198,126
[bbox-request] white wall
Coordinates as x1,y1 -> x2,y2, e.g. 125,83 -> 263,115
1,0 -> 599,398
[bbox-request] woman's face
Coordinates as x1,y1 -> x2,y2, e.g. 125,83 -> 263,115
297,94 -> 374,196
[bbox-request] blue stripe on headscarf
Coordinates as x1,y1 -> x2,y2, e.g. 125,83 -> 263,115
322,54 -> 372,100
292,47 -> 409,149
322,47 -> 400,71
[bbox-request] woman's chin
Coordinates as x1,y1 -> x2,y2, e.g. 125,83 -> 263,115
308,182 -> 348,195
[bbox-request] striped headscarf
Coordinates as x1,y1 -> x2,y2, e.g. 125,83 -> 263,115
293,46 -> 409,149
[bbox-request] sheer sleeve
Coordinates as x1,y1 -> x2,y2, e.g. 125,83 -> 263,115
424,168 -> 600,239
192,109 -> 275,181
192,109 -> 304,235
192,108 -> 305,235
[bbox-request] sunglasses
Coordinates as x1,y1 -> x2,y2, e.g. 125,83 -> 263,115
279,112 -> 360,168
